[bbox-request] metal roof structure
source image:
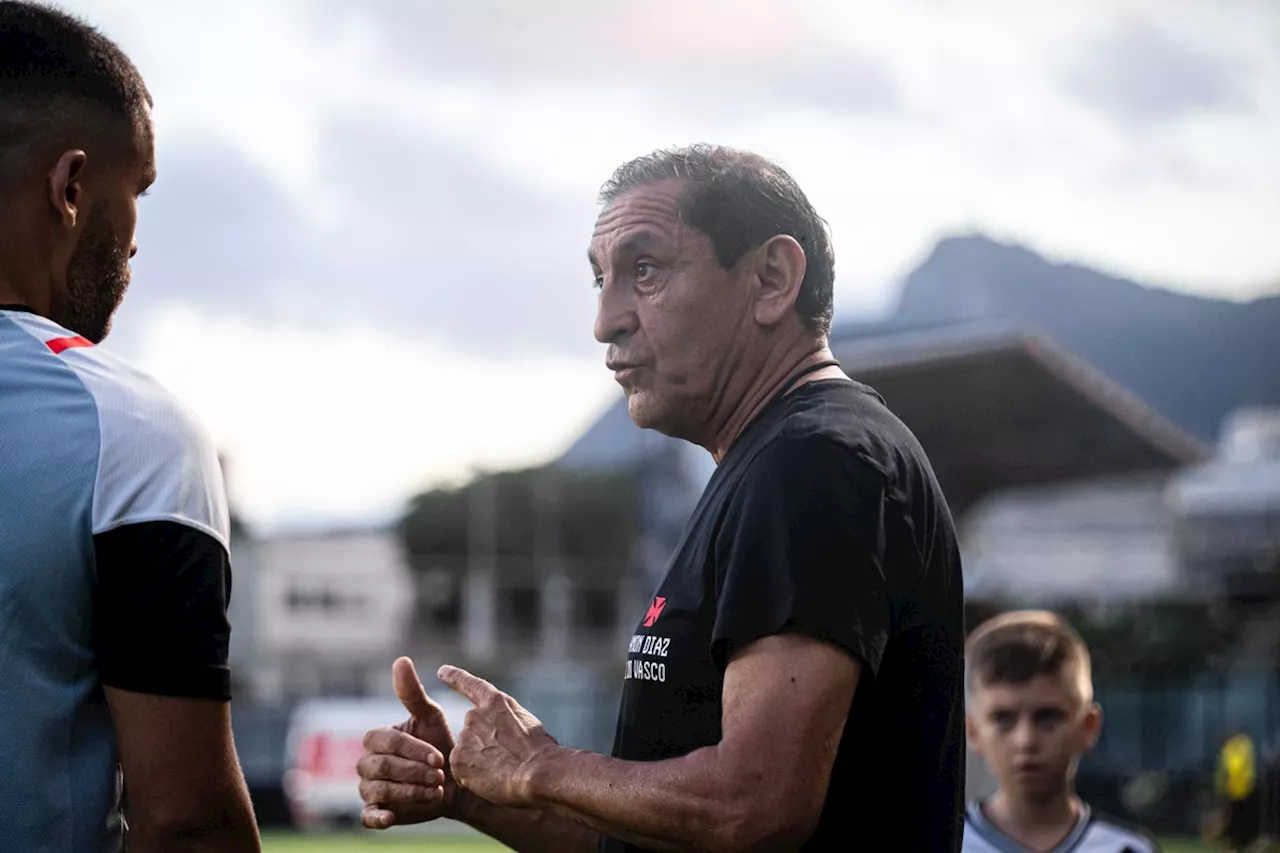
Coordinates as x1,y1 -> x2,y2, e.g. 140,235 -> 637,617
832,321 -> 1210,518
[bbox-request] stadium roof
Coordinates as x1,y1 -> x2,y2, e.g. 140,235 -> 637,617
832,321 -> 1210,517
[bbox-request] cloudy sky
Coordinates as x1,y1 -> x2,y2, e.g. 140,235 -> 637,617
59,0 -> 1280,531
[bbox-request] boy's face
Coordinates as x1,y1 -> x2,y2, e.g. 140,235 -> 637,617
966,673 -> 1102,802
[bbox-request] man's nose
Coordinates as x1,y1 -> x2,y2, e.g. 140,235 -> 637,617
1011,719 -> 1039,751
594,278 -> 637,346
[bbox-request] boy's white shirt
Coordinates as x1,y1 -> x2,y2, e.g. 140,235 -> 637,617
961,800 -> 1160,853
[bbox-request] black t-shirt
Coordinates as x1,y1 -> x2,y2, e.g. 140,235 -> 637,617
604,379 -> 966,852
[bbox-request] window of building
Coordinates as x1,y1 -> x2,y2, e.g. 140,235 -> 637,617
419,568 -> 462,628
285,585 -> 367,615
498,586 -> 542,638
575,587 -> 617,633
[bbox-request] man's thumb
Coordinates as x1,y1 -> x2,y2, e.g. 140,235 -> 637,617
392,656 -> 437,720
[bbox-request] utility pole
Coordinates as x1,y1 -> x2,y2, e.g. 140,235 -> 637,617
463,470 -> 497,665
537,467 -> 571,661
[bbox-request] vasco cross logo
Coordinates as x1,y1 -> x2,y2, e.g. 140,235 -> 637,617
642,596 -> 667,628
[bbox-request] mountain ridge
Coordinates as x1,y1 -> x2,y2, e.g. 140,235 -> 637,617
836,234 -> 1280,443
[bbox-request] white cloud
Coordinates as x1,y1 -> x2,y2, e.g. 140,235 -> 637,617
70,0 -> 1279,298
114,305 -> 616,531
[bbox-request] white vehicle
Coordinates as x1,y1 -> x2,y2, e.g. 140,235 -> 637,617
282,695 -> 472,830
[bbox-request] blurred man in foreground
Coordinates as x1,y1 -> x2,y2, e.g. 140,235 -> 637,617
358,144 -> 966,850
0,3 -> 260,851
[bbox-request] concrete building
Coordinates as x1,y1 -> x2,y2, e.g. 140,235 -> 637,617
1171,407 -> 1280,598
959,406 -> 1280,608
962,472 -> 1182,605
229,529 -> 415,704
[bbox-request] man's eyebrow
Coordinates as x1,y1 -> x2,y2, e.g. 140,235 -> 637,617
588,230 -> 665,267
619,231 -> 662,254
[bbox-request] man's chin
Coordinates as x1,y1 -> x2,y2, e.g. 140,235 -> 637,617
624,392 -> 653,428
1003,775 -> 1068,804
85,297 -> 125,344
626,394 -> 695,443
625,391 -> 671,433
59,292 -> 123,344
79,317 -> 112,345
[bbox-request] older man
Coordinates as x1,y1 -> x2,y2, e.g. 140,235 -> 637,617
358,145 -> 966,851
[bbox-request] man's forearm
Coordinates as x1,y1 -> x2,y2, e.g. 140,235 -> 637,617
522,746 -> 765,853
126,827 -> 261,853
125,784 -> 261,852
454,788 -> 599,853
125,811 -> 261,853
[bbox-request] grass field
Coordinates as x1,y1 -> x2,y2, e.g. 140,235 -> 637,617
261,832 -> 502,850
260,831 -> 1212,851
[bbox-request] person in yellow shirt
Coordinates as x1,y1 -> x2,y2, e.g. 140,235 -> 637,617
1206,731 -> 1262,852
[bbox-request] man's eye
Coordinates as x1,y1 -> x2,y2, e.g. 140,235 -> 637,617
1034,710 -> 1065,728
592,273 -> 604,289
636,262 -> 655,281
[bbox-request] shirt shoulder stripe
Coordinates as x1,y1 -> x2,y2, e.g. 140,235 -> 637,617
45,334 -> 94,354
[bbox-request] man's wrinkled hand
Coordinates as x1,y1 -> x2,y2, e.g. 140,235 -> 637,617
357,657 -> 454,830
438,665 -> 560,808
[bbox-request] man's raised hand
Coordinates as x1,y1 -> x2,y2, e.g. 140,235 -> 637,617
438,664 -> 561,808
357,657 -> 453,829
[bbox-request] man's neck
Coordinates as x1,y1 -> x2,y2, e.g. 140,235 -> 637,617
984,788 -> 1082,853
0,200 -> 55,317
0,255 -> 50,316
704,340 -> 843,464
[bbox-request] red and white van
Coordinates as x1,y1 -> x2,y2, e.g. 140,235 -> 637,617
282,696 -> 472,830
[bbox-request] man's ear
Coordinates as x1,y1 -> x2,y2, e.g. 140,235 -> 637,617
1080,702 -> 1104,750
965,713 -> 982,755
48,149 -> 88,230
752,234 -> 807,327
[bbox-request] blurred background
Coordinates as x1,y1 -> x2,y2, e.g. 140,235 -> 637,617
59,0 -> 1280,849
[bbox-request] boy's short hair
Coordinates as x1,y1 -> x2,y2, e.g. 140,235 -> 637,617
965,610 -> 1093,706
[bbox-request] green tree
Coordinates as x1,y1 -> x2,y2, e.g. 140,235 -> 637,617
399,465 -> 641,569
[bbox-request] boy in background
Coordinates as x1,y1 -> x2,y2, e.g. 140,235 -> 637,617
963,610 -> 1161,853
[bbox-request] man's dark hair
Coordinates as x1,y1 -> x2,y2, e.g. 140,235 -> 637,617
965,610 -> 1094,704
599,144 -> 836,336
0,1 -> 150,175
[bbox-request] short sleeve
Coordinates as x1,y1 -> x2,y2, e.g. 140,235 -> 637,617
93,521 -> 233,700
85,358 -> 230,549
73,351 -> 234,699
710,435 -> 891,675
